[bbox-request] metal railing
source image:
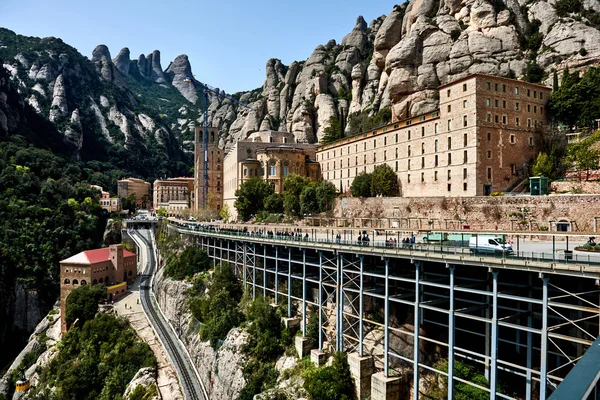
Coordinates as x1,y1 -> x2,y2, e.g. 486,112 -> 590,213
168,222 -> 600,269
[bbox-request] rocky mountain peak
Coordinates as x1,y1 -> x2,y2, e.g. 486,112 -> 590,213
147,50 -> 166,83
165,54 -> 197,103
113,47 -> 131,76
91,45 -> 112,63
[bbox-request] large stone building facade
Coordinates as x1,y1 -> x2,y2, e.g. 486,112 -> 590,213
153,177 -> 194,216
59,244 -> 137,332
223,131 -> 320,220
317,74 -> 550,197
117,178 -> 151,208
194,126 -> 223,211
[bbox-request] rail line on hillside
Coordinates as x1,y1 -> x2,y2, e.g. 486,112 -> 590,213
132,230 -> 205,400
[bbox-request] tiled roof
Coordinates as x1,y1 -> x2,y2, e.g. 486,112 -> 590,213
61,247 -> 136,265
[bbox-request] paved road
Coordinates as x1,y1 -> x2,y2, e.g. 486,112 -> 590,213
130,229 -> 206,400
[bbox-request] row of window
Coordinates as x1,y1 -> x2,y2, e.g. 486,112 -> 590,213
485,99 -> 545,114
485,113 -> 542,128
484,81 -> 544,99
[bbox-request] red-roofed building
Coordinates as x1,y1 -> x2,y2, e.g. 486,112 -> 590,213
60,244 -> 137,332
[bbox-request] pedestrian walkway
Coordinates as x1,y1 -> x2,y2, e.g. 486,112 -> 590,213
114,277 -> 183,400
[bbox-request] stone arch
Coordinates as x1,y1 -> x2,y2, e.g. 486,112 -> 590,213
105,276 -> 109,283
93,279 -> 97,284
99,277 -> 104,283
64,278 -> 70,284
72,279 -> 79,285
81,280 -> 87,285
128,270 -> 133,276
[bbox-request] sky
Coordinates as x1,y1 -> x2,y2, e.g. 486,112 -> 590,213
1,0 -> 396,94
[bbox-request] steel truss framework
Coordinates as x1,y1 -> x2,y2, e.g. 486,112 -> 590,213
181,231 -> 600,399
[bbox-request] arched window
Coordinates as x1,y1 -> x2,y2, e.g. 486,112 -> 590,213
105,276 -> 109,284
64,279 -> 70,284
99,277 -> 104,283
128,270 -> 133,276
72,279 -> 79,285
93,279 -> 97,284
81,280 -> 87,285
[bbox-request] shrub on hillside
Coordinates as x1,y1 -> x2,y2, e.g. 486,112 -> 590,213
164,246 -> 210,280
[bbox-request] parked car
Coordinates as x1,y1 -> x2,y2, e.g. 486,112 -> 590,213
469,236 -> 513,255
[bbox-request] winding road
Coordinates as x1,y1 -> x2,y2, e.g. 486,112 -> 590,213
129,229 -> 206,400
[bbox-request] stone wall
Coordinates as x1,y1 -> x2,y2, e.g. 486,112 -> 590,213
333,195 -> 600,232
551,180 -> 600,195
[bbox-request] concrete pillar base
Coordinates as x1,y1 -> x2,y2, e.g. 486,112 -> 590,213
348,353 -> 374,400
371,372 -> 402,400
295,336 -> 313,359
310,349 -> 328,367
282,316 -> 300,332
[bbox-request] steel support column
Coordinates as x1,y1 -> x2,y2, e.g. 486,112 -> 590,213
275,246 -> 279,304
384,258 -> 390,376
339,253 -> 344,352
253,243 -> 256,299
288,248 -> 292,318
448,265 -> 455,400
414,261 -> 421,400
263,245 -> 267,298
540,275 -> 549,399
319,251 -> 323,351
302,249 -> 307,336
490,271 -> 499,399
359,255 -> 364,356
526,273 -> 533,400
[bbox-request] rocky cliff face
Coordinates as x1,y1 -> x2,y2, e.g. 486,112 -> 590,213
210,0 -> 600,145
153,265 -> 248,399
5,0 -> 599,154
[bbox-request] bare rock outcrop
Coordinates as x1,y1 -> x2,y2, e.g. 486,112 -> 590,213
64,108 -> 83,151
165,54 -> 197,103
49,74 -> 68,122
113,47 -> 131,76
122,368 -> 160,400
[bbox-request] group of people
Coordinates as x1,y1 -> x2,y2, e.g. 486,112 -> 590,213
356,231 -> 371,245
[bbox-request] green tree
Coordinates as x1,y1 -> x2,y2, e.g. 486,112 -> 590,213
189,264 -> 243,348
264,193 -> 284,214
321,116 -> 343,144
524,60 -> 545,83
35,313 -> 155,400
532,152 -> 554,177
65,284 -> 107,329
315,181 -> 337,212
303,352 -> 354,400
234,178 -> 274,221
245,296 -> 283,361
569,146 -> 599,181
164,246 -> 211,280
121,193 -> 137,214
371,164 -> 399,196
283,174 -> 310,218
300,184 -> 319,216
156,207 -> 167,217
219,203 -> 230,222
350,172 -> 372,197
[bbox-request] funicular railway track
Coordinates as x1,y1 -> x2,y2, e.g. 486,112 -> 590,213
134,230 -> 204,400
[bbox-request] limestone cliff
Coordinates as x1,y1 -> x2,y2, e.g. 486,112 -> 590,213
6,0 -> 600,153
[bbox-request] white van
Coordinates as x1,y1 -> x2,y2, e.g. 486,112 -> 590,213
469,236 -> 513,255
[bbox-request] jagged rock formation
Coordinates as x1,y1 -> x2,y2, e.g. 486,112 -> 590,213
165,55 -> 197,103
11,0 -> 598,153
113,47 -> 131,76
48,74 -> 68,122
